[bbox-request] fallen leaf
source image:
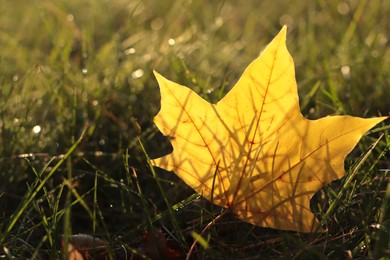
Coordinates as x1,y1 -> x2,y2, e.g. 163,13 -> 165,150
62,234 -> 107,260
151,26 -> 387,232
65,242 -> 84,260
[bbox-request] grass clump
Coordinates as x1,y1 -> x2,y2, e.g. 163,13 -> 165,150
0,0 -> 389,258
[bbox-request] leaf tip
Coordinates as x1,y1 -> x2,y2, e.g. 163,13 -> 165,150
277,25 -> 288,41
153,69 -> 162,79
153,70 -> 170,92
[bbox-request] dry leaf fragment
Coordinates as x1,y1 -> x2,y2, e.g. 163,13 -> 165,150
137,229 -> 184,259
151,26 -> 387,232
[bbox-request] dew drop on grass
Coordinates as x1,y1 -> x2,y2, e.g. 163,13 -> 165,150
214,16 -> 224,28
95,151 -> 103,156
32,125 -> 41,134
67,14 -> 74,22
168,38 -> 176,46
125,47 -> 136,55
337,2 -> 349,15
206,88 -> 215,94
132,69 -> 144,79
341,65 -> 351,79
143,54 -> 152,62
371,223 -> 381,229
151,17 -> 164,30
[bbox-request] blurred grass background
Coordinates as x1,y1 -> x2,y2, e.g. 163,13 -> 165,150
0,0 -> 389,258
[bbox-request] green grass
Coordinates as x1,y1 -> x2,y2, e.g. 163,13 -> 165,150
0,0 -> 389,258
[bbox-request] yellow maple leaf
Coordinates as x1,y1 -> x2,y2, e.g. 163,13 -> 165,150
151,26 -> 387,232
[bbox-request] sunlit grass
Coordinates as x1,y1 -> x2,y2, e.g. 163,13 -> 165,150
0,0 -> 389,258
